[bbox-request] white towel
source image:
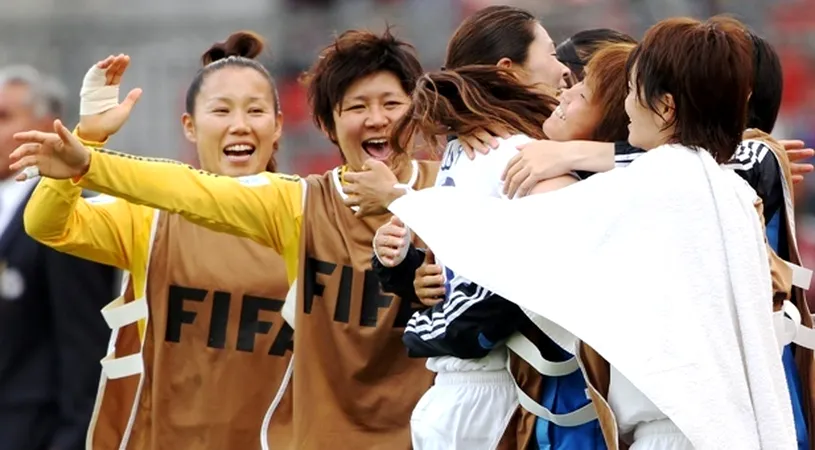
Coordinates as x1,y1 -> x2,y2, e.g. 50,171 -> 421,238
389,144 -> 795,449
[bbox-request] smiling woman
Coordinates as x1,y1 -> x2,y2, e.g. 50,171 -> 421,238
182,31 -> 283,176
301,28 -> 421,180
20,31 -> 296,450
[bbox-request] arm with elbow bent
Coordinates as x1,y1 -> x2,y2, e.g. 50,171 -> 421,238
503,140 -> 645,198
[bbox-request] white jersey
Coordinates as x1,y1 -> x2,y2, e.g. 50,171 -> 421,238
434,135 -> 531,294
434,134 -> 532,195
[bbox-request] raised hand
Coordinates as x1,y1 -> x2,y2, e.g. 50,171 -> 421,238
779,139 -> 814,184
9,119 -> 92,181
77,54 -> 143,143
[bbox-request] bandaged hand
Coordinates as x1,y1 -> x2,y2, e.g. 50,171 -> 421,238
414,250 -> 445,307
373,216 -> 411,267
77,54 -> 143,143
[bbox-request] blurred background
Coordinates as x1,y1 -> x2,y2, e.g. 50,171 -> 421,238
1,0 -> 814,258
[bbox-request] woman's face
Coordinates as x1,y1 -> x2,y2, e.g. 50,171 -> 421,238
183,66 -> 281,177
624,66 -> 674,151
542,80 -> 601,141
519,23 -> 571,90
331,70 -> 412,172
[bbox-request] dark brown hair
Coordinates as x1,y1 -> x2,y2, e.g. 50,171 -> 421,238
391,66 -> 558,155
556,28 -> 637,84
301,27 -> 423,144
747,31 -> 783,133
626,16 -> 754,163
445,6 -> 539,69
185,31 -> 279,115
584,42 -> 635,142
185,31 -> 280,172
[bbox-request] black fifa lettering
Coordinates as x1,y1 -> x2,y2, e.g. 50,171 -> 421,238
303,257 -> 336,313
237,295 -> 284,352
207,291 -> 231,349
269,322 -> 294,356
360,269 -> 394,327
166,285 -> 207,342
333,265 -> 354,323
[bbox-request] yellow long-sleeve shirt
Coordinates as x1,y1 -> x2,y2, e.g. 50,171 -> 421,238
25,146 -> 303,343
67,148 -> 304,282
24,177 -> 155,336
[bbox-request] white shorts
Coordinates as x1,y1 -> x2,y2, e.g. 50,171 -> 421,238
410,370 -> 518,450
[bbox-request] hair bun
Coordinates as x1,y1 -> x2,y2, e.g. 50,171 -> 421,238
201,31 -> 266,66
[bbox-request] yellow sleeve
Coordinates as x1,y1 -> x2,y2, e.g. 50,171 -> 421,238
74,148 -> 304,256
24,178 -> 153,271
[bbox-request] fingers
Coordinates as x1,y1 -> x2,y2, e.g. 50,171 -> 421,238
96,55 -> 115,70
362,158 -> 387,171
473,129 -> 497,152
342,195 -> 359,209
109,54 -> 130,85
120,88 -> 143,113
390,215 -> 405,228
341,183 -> 358,196
416,263 -> 442,277
779,139 -> 806,151
419,297 -> 442,307
790,162 -> 814,178
461,140 -> 476,160
792,175 -> 804,184
459,133 -> 492,160
514,176 -> 539,198
105,54 -> 121,84
12,129 -> 55,144
343,171 -> 359,184
415,284 -> 446,302
504,166 -> 530,199
53,119 -> 79,148
502,152 -> 523,181
9,154 -> 39,173
424,249 -> 435,264
8,142 -> 40,163
485,124 -> 511,140
375,233 -> 407,250
787,148 -> 815,164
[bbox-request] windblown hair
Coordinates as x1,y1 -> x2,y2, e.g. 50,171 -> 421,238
391,65 -> 558,155
584,42 -> 636,142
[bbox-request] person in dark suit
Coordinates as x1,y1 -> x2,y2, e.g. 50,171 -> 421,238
0,65 -> 118,450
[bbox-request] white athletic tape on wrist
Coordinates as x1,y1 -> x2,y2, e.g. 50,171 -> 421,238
80,65 -> 119,116
21,166 -> 40,180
